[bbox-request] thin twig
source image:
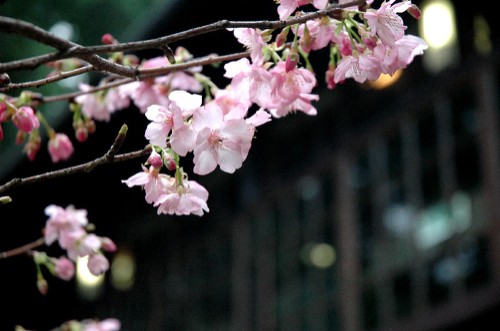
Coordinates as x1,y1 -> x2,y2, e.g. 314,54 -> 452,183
0,124 -> 152,196
0,65 -> 96,92
1,50 -> 250,95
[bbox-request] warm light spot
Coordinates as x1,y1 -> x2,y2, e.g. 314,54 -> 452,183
420,0 -> 457,49
367,70 -> 403,90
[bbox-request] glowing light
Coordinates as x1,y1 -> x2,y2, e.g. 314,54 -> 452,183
76,256 -> 104,287
301,242 -> 336,269
420,0 -> 457,49
367,70 -> 403,90
76,256 -> 104,301
111,250 -> 136,291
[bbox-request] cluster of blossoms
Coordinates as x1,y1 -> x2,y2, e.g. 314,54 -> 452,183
32,204 -> 116,295
0,94 -> 75,162
0,1 -> 427,217
118,0 -> 427,216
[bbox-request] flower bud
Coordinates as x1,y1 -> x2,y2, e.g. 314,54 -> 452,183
163,152 -> 177,172
86,119 -> 96,134
101,33 -> 117,45
37,277 -> 49,296
148,149 -> 163,168
101,237 -> 117,252
75,125 -> 88,142
48,133 -> 74,163
407,4 -> 421,19
0,73 -> 11,87
285,53 -> 298,72
12,106 -> 39,133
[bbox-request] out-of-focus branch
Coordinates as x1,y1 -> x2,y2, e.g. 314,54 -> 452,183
0,237 -> 44,259
0,124 -> 152,196
0,16 -> 139,78
0,0 -> 364,73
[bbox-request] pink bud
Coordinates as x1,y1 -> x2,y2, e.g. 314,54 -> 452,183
48,133 -> 74,163
54,256 -> 75,281
148,149 -> 163,168
12,106 -> 39,133
101,33 -> 116,45
285,54 -> 298,73
75,126 -> 88,142
37,277 -> 49,295
407,4 -> 421,19
163,153 -> 176,171
101,237 -> 117,252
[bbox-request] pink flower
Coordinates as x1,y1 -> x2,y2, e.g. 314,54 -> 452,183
48,133 -> 74,163
44,205 -> 88,246
54,256 -> 75,281
374,34 -> 428,75
75,84 -> 123,122
277,0 -> 327,20
334,51 -> 382,83
144,91 -> 200,154
87,253 -> 110,276
271,61 -> 317,105
364,0 -> 412,47
12,106 -> 39,133
191,103 -> 253,175
122,165 -> 170,204
231,28 -> 268,65
154,178 -> 209,216
122,80 -> 170,113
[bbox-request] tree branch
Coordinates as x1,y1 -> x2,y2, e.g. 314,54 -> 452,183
0,0 -> 364,73
0,124 -> 152,196
1,50 -> 250,94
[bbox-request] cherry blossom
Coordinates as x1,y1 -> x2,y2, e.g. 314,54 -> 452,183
364,0 -> 413,47
154,176 -> 209,216
191,103 -> 254,175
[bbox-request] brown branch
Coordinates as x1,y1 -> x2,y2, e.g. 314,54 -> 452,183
2,50 -> 249,95
0,237 -> 45,259
0,124 -> 152,196
0,0 -> 365,73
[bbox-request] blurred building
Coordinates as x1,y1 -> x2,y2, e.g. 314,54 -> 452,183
1,1 -> 500,331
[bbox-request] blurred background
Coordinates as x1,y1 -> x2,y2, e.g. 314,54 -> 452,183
1,0 -> 499,330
